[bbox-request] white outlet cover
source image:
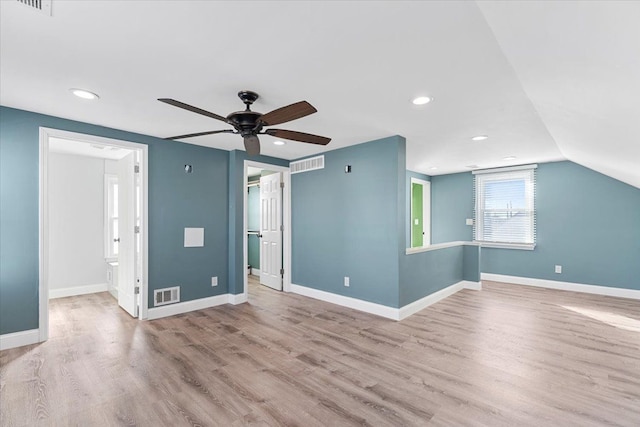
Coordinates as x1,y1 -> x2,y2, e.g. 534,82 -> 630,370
184,227 -> 204,247
211,276 -> 218,286
555,265 -> 562,274
344,277 -> 350,287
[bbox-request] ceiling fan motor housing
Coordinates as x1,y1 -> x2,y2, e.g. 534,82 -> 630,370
227,110 -> 263,135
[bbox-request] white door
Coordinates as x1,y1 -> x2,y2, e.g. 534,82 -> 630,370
117,152 -> 138,317
260,173 -> 283,291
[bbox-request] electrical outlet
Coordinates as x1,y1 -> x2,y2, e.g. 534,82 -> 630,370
554,265 -> 562,274
211,276 -> 218,286
344,276 -> 350,287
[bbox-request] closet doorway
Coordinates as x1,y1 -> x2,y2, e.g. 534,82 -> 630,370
243,161 -> 291,300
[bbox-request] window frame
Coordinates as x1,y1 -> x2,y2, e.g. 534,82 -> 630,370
473,164 -> 537,251
104,174 -> 119,260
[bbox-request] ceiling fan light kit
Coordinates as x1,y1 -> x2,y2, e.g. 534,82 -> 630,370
159,91 -> 331,156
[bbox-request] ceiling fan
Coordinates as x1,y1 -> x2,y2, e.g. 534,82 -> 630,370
158,91 -> 331,155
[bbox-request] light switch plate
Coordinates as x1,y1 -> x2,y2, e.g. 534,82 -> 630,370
466,218 -> 474,226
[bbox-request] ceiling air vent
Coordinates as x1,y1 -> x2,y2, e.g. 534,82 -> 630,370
290,155 -> 325,174
17,0 -> 52,16
154,286 -> 180,306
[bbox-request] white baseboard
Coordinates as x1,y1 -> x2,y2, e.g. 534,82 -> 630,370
249,269 -> 261,277
291,284 -> 399,320
147,294 -> 229,320
0,329 -> 40,351
290,281 -> 481,321
398,281 -> 481,320
481,273 -> 640,300
49,283 -> 109,299
228,293 -> 248,305
461,280 -> 482,291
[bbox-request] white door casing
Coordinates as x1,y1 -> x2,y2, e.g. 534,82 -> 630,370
410,178 -> 431,247
259,172 -> 283,291
117,151 -> 138,317
38,127 -> 149,347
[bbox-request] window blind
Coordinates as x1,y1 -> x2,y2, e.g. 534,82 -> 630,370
473,166 -> 536,247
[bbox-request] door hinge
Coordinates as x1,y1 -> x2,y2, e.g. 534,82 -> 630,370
134,164 -> 140,173
280,224 -> 284,231
280,181 -> 284,189
134,286 -> 140,294
134,225 -> 140,234
280,268 -> 284,276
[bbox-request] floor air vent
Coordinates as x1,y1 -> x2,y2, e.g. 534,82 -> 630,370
291,155 -> 325,174
154,286 -> 180,306
16,0 -> 52,16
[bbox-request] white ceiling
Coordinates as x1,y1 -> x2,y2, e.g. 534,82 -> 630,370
1,1 -> 638,187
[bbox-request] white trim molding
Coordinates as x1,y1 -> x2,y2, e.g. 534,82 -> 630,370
291,284 -> 399,320
147,294 -> 229,320
0,329 -> 40,351
406,240 -> 477,255
482,273 -> 640,300
228,293 -> 248,305
49,283 -> 109,299
291,281 -> 481,321
398,281 -> 481,320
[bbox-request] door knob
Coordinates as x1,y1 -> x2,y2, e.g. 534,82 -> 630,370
114,238 -> 120,242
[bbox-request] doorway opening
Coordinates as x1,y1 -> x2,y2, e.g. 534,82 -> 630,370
39,128 -> 148,343
410,178 -> 431,248
242,160 -> 291,302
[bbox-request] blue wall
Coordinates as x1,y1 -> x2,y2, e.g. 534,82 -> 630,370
291,136 -> 406,307
430,172 -> 473,243
1,106 -> 237,334
399,247 -> 463,306
431,161 -> 640,290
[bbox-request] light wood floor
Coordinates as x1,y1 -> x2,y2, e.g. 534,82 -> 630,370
1,278 -> 639,426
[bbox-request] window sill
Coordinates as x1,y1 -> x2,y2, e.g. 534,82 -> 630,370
476,242 -> 535,251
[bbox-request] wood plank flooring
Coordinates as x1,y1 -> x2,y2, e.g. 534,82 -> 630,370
1,278 -> 639,426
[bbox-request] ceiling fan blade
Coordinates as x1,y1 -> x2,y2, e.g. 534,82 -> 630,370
164,129 -> 235,140
158,98 -> 229,123
265,129 -> 331,145
260,101 -> 317,126
244,135 -> 261,156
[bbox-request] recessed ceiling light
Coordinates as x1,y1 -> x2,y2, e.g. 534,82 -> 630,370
412,96 -> 432,105
502,156 -> 517,161
70,88 -> 99,100
465,164 -> 479,169
273,140 -> 286,146
471,135 -> 488,141
429,167 -> 438,170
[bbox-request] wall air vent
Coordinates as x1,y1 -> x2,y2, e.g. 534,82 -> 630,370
290,155 -> 325,174
16,0 -> 52,16
154,286 -> 180,306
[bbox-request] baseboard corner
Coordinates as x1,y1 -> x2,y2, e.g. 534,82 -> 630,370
0,329 -> 41,351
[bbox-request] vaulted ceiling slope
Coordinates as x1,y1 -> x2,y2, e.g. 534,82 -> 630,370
0,1 -> 637,187
478,1 -> 640,188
